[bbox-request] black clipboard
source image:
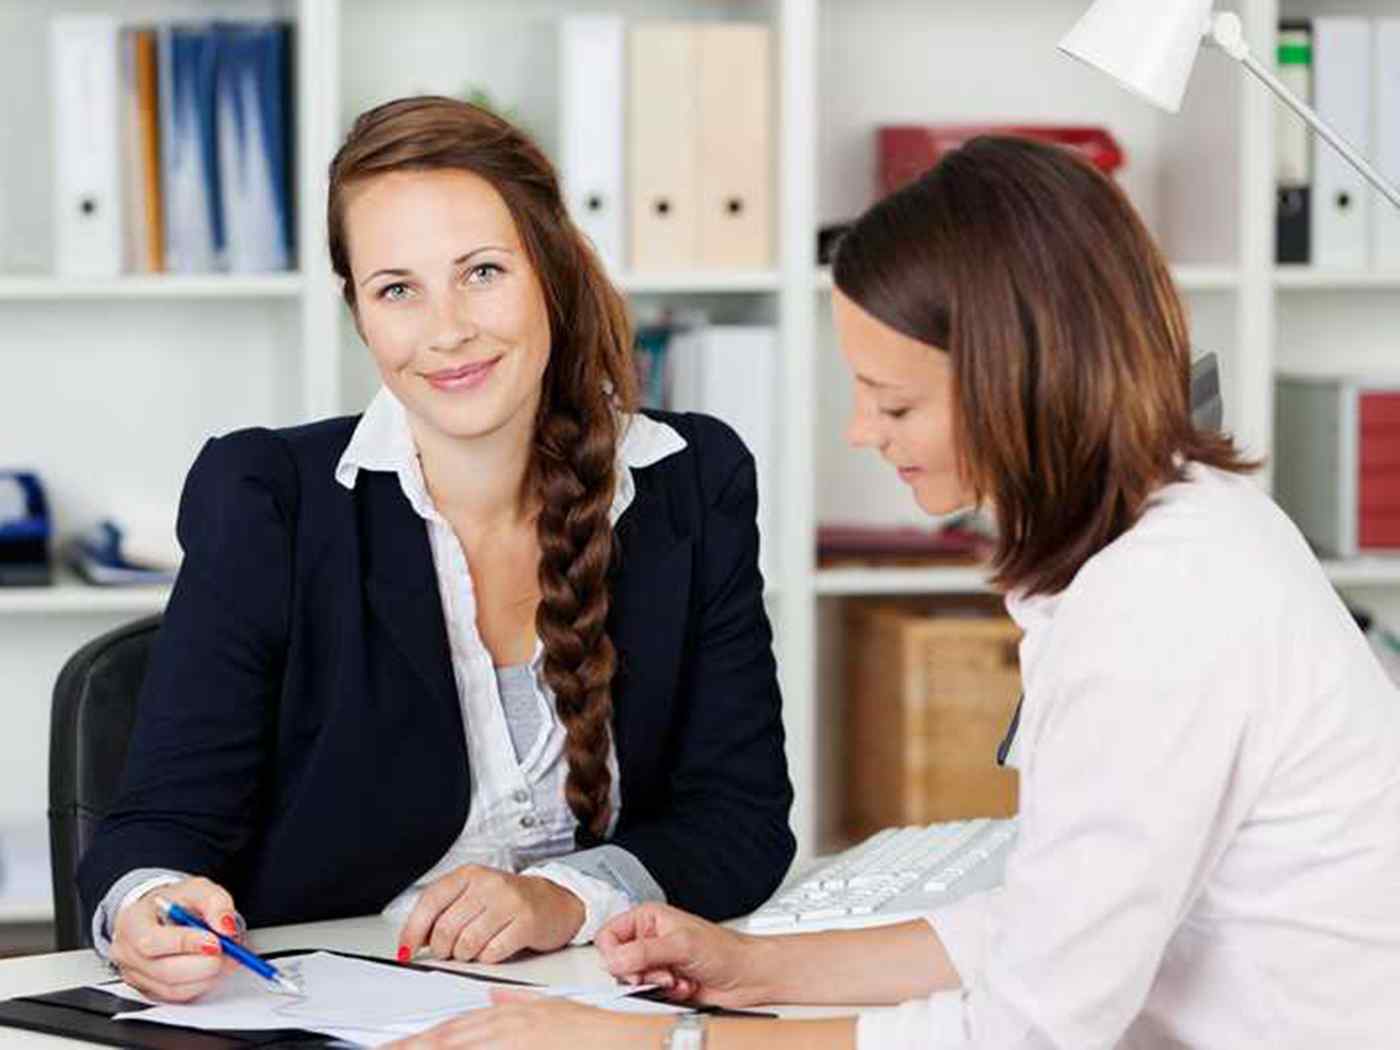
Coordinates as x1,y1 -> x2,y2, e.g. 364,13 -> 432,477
0,948 -> 773,1047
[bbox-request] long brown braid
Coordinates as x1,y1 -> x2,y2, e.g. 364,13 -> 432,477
326,96 -> 639,839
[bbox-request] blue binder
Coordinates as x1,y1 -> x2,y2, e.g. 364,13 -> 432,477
160,24 -> 222,271
215,21 -> 294,271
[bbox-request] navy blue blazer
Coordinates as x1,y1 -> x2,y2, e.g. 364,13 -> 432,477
77,410 -> 795,931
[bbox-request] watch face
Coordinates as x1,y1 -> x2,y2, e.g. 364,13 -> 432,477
670,1014 -> 706,1049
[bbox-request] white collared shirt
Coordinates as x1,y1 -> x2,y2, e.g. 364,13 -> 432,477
334,388 -> 687,942
859,463 -> 1400,1048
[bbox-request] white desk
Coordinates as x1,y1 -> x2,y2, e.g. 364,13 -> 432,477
0,913 -> 859,1046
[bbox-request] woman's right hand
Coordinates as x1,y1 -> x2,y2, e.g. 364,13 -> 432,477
108,877 -> 244,1002
595,903 -> 776,1009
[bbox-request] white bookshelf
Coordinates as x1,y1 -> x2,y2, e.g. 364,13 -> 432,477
815,565 -> 994,596
3,0 -> 1399,923
615,270 -> 782,294
1275,268 -> 1400,289
816,264 -> 1241,294
1323,559 -> 1400,588
0,274 -> 305,301
0,573 -> 170,616
0,821 -> 52,925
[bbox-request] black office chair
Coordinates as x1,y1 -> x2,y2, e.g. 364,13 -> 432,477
48,614 -> 162,950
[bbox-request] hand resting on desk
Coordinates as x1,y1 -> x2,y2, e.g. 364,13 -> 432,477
397,864 -> 587,964
596,902 -> 772,1008
109,876 -> 245,1002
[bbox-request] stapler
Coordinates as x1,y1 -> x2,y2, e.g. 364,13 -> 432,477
0,471 -> 54,586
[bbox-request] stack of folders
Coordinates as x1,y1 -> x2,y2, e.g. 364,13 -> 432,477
1274,17 -> 1400,269
51,16 -> 294,277
558,16 -> 774,275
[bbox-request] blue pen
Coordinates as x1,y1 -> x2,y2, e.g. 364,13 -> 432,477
154,896 -> 304,996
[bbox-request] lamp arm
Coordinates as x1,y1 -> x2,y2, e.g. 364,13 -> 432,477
1207,12 -> 1400,213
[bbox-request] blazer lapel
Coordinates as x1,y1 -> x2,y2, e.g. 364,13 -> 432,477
357,471 -> 459,718
609,470 -> 693,767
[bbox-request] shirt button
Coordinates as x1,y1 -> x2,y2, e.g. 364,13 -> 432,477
512,789 -> 530,804
519,815 -> 537,829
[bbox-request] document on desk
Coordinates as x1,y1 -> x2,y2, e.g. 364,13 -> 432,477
98,951 -> 677,1046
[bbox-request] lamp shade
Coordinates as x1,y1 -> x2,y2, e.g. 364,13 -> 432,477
1058,0 -> 1216,113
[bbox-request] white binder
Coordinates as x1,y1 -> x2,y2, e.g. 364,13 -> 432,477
560,15 -> 626,274
629,23 -> 699,272
697,24 -> 773,269
1275,24 -> 1312,188
51,16 -> 123,277
1312,17 -> 1372,270
668,325 -> 779,580
1375,20 -> 1400,271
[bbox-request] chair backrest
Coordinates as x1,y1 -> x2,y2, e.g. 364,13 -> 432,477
48,614 -> 161,950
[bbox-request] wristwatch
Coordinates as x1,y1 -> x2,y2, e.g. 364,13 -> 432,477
664,1013 -> 708,1049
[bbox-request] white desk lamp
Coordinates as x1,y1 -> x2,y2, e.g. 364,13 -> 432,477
1059,0 -> 1400,212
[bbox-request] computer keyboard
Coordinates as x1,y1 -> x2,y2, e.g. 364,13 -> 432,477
744,818 -> 1016,934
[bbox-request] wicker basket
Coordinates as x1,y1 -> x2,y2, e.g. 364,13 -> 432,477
844,595 -> 1021,840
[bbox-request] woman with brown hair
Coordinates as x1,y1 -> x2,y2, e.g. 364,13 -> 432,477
394,136 -> 1400,1048
76,96 -> 794,1001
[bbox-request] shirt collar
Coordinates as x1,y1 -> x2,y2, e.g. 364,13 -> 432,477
334,386 -> 688,527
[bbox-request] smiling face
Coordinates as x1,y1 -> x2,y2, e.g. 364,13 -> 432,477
343,168 -> 552,448
833,289 -> 977,517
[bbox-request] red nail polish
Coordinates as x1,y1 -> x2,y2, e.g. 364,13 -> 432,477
201,942 -> 221,956
220,915 -> 238,935
397,945 -> 411,963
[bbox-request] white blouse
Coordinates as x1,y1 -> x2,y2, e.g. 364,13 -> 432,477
859,464 -> 1400,1048
336,388 -> 686,941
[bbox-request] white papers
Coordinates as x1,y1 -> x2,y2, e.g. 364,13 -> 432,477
104,951 -> 672,1046
555,988 -> 688,1015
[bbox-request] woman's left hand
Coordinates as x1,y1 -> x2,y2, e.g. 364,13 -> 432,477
398,866 -> 586,963
383,989 -> 667,1049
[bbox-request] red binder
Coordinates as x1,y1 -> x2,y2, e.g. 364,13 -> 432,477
1359,391 -> 1400,549
877,125 -> 1125,198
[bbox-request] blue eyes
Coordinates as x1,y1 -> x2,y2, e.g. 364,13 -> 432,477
467,262 -> 504,283
375,263 -> 504,301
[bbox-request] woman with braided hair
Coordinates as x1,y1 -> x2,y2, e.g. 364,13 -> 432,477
76,95 -> 794,1003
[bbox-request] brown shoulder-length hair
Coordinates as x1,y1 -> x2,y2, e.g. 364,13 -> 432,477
833,135 -> 1255,597
327,96 -> 639,840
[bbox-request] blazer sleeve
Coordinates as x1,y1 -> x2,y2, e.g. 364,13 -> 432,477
609,416 -> 796,919
76,429 -> 297,923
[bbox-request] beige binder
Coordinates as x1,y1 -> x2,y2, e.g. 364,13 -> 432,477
697,25 -> 773,269
628,23 -> 699,271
